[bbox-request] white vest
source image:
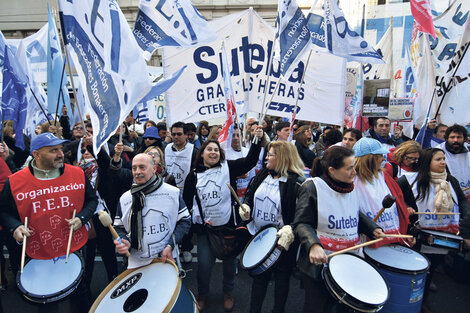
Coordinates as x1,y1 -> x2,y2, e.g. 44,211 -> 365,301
119,183 -> 180,269
247,175 -> 284,235
225,147 -> 256,203
313,178 -> 360,253
403,172 -> 459,234
437,142 -> 470,198
165,142 -> 194,188
192,161 -> 232,226
354,173 -> 401,239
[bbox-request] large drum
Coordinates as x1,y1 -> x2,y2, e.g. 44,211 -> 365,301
240,226 -> 282,276
16,252 -> 84,304
364,244 -> 429,313
322,253 -> 389,312
90,259 -> 197,313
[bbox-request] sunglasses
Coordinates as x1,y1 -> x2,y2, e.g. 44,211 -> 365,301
172,132 -> 184,136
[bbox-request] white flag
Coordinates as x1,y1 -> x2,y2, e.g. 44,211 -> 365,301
133,0 -> 217,61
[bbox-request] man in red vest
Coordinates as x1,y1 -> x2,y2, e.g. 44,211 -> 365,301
0,132 -> 97,313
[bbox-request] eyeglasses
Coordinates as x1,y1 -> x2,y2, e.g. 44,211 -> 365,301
73,126 -> 83,130
267,153 -> 276,158
171,132 -> 184,136
147,152 -> 160,157
405,156 -> 419,162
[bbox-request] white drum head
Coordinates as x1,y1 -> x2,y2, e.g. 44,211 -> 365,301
242,227 -> 277,268
93,262 -> 179,313
421,229 -> 463,240
329,254 -> 388,305
20,253 -> 82,296
364,244 -> 429,272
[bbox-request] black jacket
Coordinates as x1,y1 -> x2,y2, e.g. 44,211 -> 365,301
244,168 -> 305,269
293,178 -> 379,280
397,174 -> 470,239
183,140 -> 261,228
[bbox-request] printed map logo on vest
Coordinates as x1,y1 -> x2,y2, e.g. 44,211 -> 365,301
197,180 -> 222,207
169,162 -> 185,185
142,210 -> 170,239
254,196 -> 279,224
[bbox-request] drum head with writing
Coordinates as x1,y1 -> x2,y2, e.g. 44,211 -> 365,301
241,227 -> 278,269
19,253 -> 82,297
329,254 -> 388,305
364,244 -> 429,272
93,262 -> 179,313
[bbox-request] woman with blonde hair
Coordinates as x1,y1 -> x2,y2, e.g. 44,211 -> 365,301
207,125 -> 222,141
353,138 -> 411,247
384,140 -> 422,179
143,146 -> 176,186
241,141 -> 305,313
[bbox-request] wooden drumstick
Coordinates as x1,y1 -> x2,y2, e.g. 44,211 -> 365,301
414,212 -> 460,215
98,210 -> 131,257
328,238 -> 384,258
66,209 -> 76,263
462,186 -> 470,192
226,183 -> 243,207
20,217 -> 28,273
382,234 -> 414,239
373,195 -> 396,222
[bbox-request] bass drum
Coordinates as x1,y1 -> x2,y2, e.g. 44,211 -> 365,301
322,253 -> 389,312
90,259 -> 197,313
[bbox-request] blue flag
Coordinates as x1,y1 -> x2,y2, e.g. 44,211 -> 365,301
133,0 -> 217,61
275,0 -> 312,78
47,4 -> 72,119
1,45 -> 29,149
59,0 -> 185,155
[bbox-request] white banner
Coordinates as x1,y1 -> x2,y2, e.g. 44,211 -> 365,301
163,9 -> 346,125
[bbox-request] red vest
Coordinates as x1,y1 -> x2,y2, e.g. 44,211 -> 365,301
9,164 -> 88,259
0,158 -> 11,191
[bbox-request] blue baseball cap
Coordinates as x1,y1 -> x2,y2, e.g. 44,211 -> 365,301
353,137 -> 389,157
143,127 -> 160,139
30,132 -> 69,155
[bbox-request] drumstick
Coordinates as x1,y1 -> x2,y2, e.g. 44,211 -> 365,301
462,186 -> 470,192
98,210 -> 131,257
328,238 -> 384,258
20,217 -> 28,273
382,234 -> 414,239
414,212 -> 460,215
373,195 -> 396,222
66,209 -> 76,263
226,183 -> 243,207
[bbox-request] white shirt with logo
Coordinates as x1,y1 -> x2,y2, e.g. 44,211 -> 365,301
437,142 -> 470,198
119,183 -> 180,269
313,178 -> 360,253
192,161 -> 232,226
165,142 -> 194,188
247,175 -> 284,235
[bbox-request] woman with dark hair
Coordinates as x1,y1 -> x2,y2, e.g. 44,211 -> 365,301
294,125 -> 316,169
183,130 -> 264,312
294,146 -> 383,313
397,148 -> 470,300
143,120 -> 157,131
241,141 -> 305,313
384,140 -> 422,179
136,126 -> 162,154
197,121 -> 210,146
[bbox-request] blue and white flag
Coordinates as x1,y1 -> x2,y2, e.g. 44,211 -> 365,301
1,44 -> 29,149
308,0 -> 383,64
59,0 -> 185,154
275,0 -> 312,78
402,44 -> 416,98
133,99 -> 157,123
133,0 -> 217,61
47,5 -> 72,120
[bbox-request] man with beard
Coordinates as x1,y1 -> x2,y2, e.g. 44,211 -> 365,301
0,132 -> 97,312
437,124 -> 470,200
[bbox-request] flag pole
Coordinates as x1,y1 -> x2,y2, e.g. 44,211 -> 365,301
54,61 -> 67,125
359,3 -> 365,131
29,87 -> 52,125
433,40 -> 470,119
54,6 -> 86,130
